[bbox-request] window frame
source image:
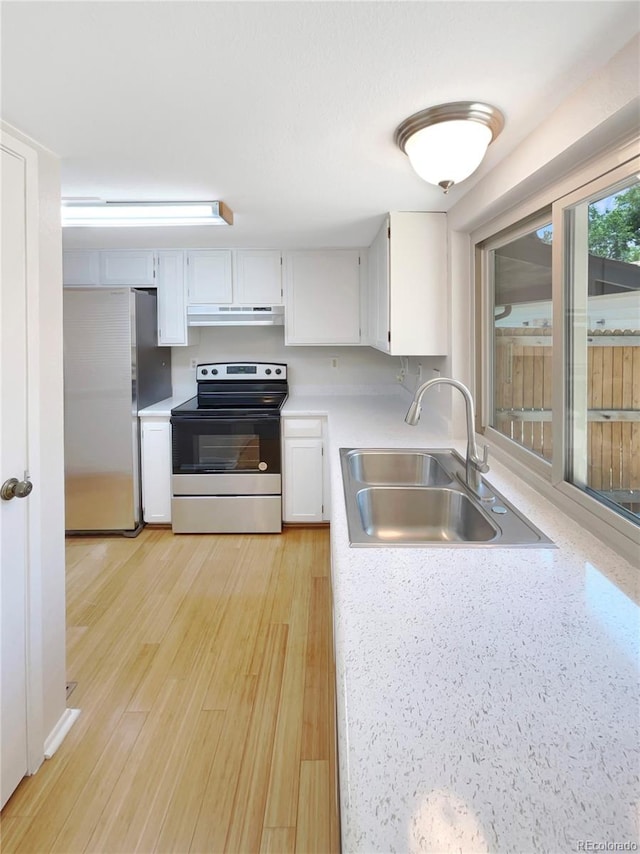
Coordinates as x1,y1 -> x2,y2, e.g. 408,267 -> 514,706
474,144 -> 640,560
478,209 -> 555,481
551,161 -> 640,538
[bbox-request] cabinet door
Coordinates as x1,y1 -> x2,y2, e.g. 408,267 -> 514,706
283,438 -> 323,523
368,219 -> 390,353
388,212 -> 447,356
284,250 -> 361,345
186,250 -> 233,304
140,419 -> 172,523
234,250 -> 282,305
157,250 -> 190,346
100,251 -> 156,286
63,250 -> 100,286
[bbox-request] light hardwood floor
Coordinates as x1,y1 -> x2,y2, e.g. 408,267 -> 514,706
1,527 -> 339,853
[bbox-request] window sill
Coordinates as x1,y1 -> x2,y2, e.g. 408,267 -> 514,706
482,433 -> 639,566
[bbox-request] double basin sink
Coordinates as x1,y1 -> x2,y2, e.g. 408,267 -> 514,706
340,448 -> 555,547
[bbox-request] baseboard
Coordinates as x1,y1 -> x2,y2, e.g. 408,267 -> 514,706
283,522 -> 331,529
43,708 -> 81,759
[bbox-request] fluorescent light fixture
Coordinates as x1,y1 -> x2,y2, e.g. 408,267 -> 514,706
61,201 -> 234,227
395,102 -> 504,194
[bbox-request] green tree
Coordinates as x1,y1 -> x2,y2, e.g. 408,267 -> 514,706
588,185 -> 640,263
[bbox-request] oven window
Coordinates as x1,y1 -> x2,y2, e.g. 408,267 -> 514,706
197,434 -> 260,471
172,417 -> 281,475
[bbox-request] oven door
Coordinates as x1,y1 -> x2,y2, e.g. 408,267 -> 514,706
171,413 -> 281,496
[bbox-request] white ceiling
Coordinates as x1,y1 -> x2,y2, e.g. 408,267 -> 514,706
2,1 -> 638,249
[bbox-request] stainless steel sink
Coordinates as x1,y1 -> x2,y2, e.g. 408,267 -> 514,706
340,447 -> 555,548
357,487 -> 498,543
346,449 -> 452,486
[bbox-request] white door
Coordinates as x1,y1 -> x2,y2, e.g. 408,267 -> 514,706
284,250 -> 361,345
0,142 -> 31,807
186,250 -> 233,304
234,250 -> 283,305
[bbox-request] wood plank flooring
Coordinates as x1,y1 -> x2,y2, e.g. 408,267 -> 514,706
1,527 -> 339,854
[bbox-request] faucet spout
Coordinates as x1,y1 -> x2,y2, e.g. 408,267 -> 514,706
404,377 -> 490,497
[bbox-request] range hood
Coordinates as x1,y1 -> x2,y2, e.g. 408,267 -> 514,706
187,304 -> 284,326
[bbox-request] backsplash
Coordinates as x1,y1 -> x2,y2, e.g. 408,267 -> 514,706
170,326 -> 447,402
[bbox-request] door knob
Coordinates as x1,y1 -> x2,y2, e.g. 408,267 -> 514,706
1,475 -> 33,501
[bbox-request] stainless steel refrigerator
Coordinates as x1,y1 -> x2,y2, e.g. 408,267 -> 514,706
63,288 -> 171,534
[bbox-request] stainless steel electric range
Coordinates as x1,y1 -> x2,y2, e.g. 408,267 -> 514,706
170,362 -> 288,533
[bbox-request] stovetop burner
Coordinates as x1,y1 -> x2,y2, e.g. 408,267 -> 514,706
171,362 -> 288,417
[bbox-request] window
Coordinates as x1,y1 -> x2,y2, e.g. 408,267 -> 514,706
560,176 -> 640,523
479,153 -> 640,545
490,218 -> 553,461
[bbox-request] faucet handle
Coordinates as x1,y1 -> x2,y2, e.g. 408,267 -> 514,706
471,444 -> 489,472
478,444 -> 490,472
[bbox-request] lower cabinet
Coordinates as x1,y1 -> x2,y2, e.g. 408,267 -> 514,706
282,416 -> 328,523
140,412 -> 330,527
140,416 -> 172,523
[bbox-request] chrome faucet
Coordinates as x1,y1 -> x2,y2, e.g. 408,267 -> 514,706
405,377 -> 491,499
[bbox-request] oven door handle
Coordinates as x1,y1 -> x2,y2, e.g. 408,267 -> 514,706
170,413 -> 280,425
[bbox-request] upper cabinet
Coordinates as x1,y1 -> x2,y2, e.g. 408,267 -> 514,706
63,250 -> 156,286
284,250 -> 362,345
156,250 -> 196,347
185,250 -> 233,304
100,251 -> 156,286
234,250 -> 282,305
185,249 -> 282,306
62,250 -> 101,286
368,212 -> 448,356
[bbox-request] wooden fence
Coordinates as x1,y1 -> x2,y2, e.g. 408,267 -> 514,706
494,328 -> 640,501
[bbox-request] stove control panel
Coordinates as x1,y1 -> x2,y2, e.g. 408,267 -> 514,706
197,362 -> 287,381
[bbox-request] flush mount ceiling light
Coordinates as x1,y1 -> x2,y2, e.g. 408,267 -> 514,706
394,101 -> 504,194
61,201 -> 234,227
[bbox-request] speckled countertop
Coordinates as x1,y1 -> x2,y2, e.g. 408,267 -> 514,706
138,395 -> 191,416
283,390 -> 640,854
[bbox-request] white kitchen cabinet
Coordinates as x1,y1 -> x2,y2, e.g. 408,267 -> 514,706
140,416 -> 172,524
156,250 -> 196,346
185,250 -> 233,304
234,249 -> 282,305
282,416 -> 328,523
100,250 -> 156,286
283,250 -> 362,345
63,249 -> 156,286
368,220 -> 390,352
368,212 -> 448,356
63,250 -> 101,286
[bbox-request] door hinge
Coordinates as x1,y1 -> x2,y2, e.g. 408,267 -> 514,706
358,255 -> 361,265
387,226 -> 391,239
388,330 -> 391,343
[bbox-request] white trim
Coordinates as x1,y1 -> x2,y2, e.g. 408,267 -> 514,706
0,128 -> 45,775
484,436 -> 639,566
43,709 -> 80,760
470,137 -> 640,248
483,425 -> 552,481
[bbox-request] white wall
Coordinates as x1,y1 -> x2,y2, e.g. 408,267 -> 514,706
170,325 -> 446,402
4,124 -> 67,744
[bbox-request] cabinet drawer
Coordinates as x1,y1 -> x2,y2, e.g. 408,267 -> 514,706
283,417 -> 323,438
